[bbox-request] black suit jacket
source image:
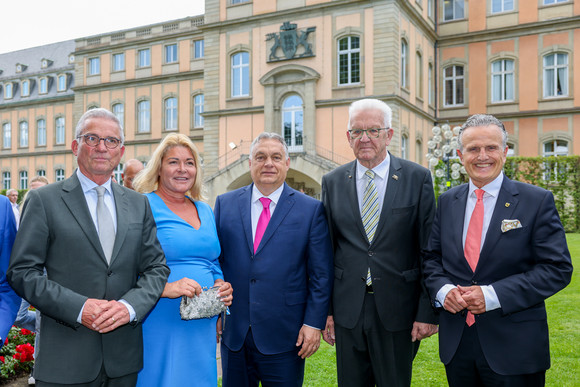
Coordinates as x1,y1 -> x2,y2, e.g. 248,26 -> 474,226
423,177 -> 573,375
8,173 -> 169,384
321,154 -> 437,331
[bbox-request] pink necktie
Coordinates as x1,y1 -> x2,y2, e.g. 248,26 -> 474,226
464,189 -> 485,326
254,197 -> 271,253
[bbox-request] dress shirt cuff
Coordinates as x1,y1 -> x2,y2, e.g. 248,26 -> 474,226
304,324 -> 321,331
119,299 -> 136,322
436,284 -> 457,308
77,303 -> 85,324
481,285 -> 501,311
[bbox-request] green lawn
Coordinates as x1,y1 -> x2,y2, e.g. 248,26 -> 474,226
301,233 -> 579,386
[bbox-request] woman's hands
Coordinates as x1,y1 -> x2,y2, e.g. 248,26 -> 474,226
214,279 -> 233,306
162,277 -> 202,299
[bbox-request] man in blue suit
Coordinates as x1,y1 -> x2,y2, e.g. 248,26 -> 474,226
0,194 -> 18,348
423,114 -> 573,386
214,132 -> 333,387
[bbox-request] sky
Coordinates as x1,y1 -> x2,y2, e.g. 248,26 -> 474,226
0,0 -> 205,54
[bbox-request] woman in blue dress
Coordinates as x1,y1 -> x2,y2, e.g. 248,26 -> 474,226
133,133 -> 233,387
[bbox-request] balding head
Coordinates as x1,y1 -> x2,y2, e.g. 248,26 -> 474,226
122,159 -> 144,190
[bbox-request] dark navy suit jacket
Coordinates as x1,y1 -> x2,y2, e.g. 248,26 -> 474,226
214,183 -> 333,355
0,195 -> 18,346
424,176 -> 573,375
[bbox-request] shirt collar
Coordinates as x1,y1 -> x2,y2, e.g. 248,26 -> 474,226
252,183 -> 284,205
468,171 -> 504,198
356,152 -> 390,181
76,169 -> 113,195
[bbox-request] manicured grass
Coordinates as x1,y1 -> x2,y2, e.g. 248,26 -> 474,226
222,234 -> 579,386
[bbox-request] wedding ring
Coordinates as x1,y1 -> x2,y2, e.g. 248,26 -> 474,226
111,317 -> 115,322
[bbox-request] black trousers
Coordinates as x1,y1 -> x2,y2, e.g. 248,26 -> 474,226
36,364 -> 137,387
334,292 -> 419,387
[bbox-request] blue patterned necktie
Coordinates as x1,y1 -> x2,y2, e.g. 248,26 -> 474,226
362,170 -> 379,286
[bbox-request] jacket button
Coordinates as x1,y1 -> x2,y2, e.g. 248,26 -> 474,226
368,251 -> 373,256
250,279 -> 256,284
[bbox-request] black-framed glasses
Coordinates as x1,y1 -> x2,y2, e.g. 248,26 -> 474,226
348,128 -> 388,139
77,134 -> 122,149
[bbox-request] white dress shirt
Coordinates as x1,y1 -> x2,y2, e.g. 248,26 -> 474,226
355,153 -> 390,217
251,183 -> 284,242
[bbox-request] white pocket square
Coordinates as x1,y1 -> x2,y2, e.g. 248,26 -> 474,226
501,219 -> 522,233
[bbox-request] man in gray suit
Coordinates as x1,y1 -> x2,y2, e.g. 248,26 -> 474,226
8,108 -> 169,386
321,99 -> 438,387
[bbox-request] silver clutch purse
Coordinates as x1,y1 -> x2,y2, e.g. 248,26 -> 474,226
180,286 -> 227,320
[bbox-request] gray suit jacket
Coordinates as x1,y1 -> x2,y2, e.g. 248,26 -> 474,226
321,154 -> 437,331
8,173 -> 169,384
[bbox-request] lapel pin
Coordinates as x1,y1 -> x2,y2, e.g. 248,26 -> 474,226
348,175 -> 352,179
392,175 -> 399,180
505,203 -> 510,207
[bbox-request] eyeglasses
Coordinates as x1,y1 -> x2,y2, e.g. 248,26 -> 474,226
77,134 -> 122,149
348,128 -> 388,139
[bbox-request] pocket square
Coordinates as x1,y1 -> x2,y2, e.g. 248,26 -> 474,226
501,219 -> 522,233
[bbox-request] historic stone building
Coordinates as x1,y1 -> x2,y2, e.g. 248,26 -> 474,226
1,0 -> 578,203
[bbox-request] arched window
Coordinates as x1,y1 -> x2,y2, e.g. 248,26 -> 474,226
282,95 -> 304,152
37,119 -> 47,146
543,139 -> 568,157
137,100 -> 151,133
19,171 -> 28,189
3,123 -> 11,149
231,52 -> 250,97
401,40 -> 409,89
401,134 -> 409,159
543,53 -> 568,98
337,36 -> 360,85
55,117 -> 65,144
112,103 -> 124,127
2,172 -> 11,190
19,121 -> 29,147
164,97 -> 178,131
55,169 -> 65,182
443,65 -> 464,106
491,59 -> 514,103
416,52 -> 423,98
194,94 -> 204,128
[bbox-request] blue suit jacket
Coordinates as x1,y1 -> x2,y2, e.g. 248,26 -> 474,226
214,183 -> 333,355
424,177 -> 573,375
0,195 -> 18,346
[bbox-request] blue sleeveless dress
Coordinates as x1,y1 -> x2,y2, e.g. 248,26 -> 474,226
137,192 -> 223,387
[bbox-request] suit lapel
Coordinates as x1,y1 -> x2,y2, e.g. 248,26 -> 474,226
372,153 -> 401,246
344,161 -> 368,242
238,185 -> 254,253
109,183 -> 127,265
452,184 -> 470,270
255,183 -> 295,254
60,174 -> 107,264
477,177 -> 519,271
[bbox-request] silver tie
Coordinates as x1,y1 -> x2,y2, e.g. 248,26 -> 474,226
95,186 -> 115,263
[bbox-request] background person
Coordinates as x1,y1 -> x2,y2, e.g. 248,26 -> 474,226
6,188 -> 19,227
423,114 -> 573,387
214,132 -> 333,387
321,98 -> 438,387
0,194 -> 18,349
8,108 -> 169,386
133,133 -> 233,387
122,159 -> 144,190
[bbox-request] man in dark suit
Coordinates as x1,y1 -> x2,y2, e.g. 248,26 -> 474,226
8,108 -> 169,386
423,114 -> 573,386
0,194 -> 18,349
321,98 -> 438,387
214,132 -> 333,387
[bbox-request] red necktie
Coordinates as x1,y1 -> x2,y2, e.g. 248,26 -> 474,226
254,197 -> 271,253
464,189 -> 485,326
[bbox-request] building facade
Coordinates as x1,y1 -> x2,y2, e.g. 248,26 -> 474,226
0,0 -> 578,202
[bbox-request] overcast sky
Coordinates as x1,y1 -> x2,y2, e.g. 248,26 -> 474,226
1,0 -> 205,54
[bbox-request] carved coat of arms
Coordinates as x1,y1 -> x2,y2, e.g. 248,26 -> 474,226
266,22 -> 316,62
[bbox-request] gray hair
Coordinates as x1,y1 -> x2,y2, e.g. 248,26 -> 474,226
6,188 -> 17,196
348,99 -> 393,130
74,108 -> 125,144
458,114 -> 507,151
250,132 -> 289,160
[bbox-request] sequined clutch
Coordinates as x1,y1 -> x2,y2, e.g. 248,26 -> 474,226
180,286 -> 227,320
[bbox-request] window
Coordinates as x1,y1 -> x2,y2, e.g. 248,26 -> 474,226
194,40 -> 204,59
428,63 -> 434,105
231,52 -> 250,97
543,53 -> 568,98
55,169 -> 65,182
113,53 -> 125,71
444,0 -> 465,21
113,164 -> 123,184
492,0 -> 514,13
544,0 -> 569,4
543,140 -> 568,157
37,169 -> 46,177
112,103 -> 124,127
338,36 -> 360,85
165,44 -> 178,63
164,97 -> 178,131
443,65 -> 464,107
491,59 -> 514,102
137,100 -> 151,133
21,80 -> 30,97
401,41 -> 408,89
231,0 -> 250,3
507,143 -> 515,157
194,94 -> 204,127
2,172 -> 10,190
428,0 -> 434,19
19,171 -> 28,190
4,83 -> 13,99
89,57 -> 100,75
37,119 -> 47,146
55,117 -> 65,144
138,49 -> 151,67
416,140 -> 423,164
57,75 -> 67,91
19,121 -> 29,147
416,52 -> 423,98
39,77 -> 48,94
2,123 -> 11,149
401,134 -> 409,159
282,95 -> 304,152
